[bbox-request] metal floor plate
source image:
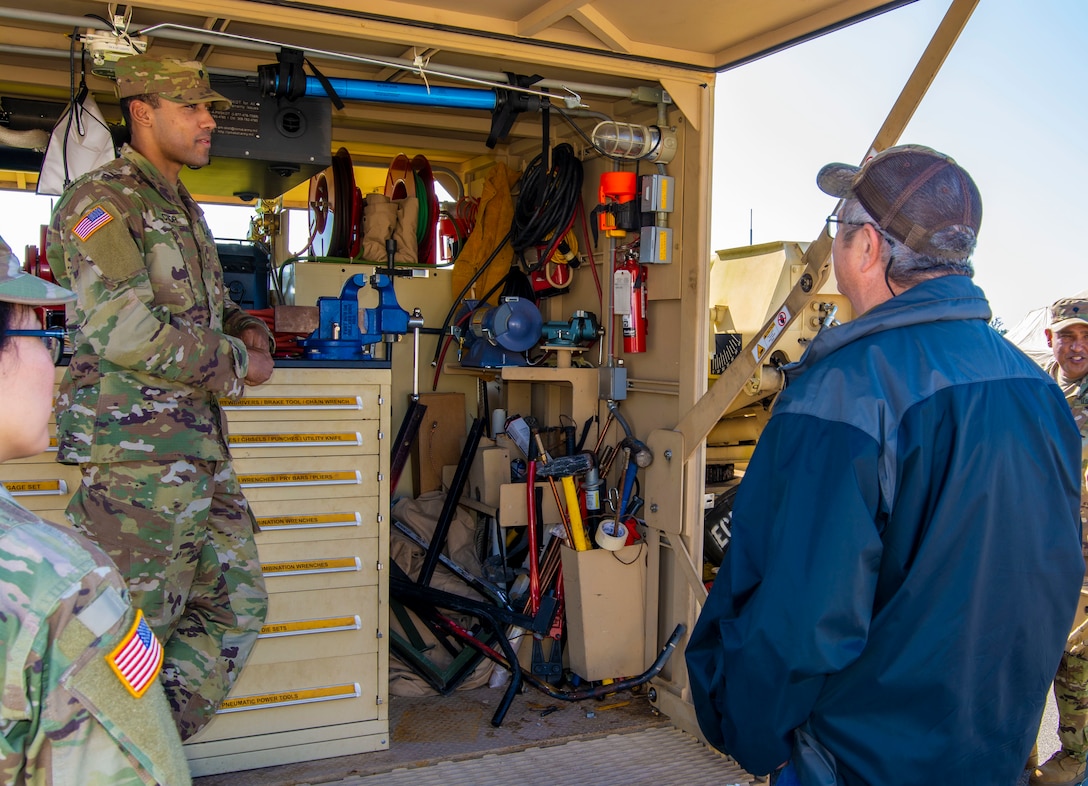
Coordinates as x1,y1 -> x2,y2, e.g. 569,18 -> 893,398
331,726 -> 757,786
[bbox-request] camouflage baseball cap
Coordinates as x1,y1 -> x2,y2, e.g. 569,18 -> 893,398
1049,292 -> 1088,331
114,54 -> 231,111
0,235 -> 75,305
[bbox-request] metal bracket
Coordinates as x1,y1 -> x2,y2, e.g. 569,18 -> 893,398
644,429 -> 685,534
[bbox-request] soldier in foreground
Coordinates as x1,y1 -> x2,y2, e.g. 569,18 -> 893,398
1031,293 -> 1088,786
686,145 -> 1084,785
0,236 -> 190,784
47,54 -> 274,740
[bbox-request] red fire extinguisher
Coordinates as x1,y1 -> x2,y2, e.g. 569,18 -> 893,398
620,258 -> 647,353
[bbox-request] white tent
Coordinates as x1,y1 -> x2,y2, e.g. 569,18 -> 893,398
1004,305 -> 1051,367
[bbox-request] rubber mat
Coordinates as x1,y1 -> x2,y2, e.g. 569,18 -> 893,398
330,726 -> 758,786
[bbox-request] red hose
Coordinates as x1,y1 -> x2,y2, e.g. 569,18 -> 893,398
526,459 -> 540,615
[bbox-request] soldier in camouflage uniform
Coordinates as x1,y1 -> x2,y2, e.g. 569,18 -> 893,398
1032,292 -> 1088,786
0,235 -> 190,785
47,54 -> 274,741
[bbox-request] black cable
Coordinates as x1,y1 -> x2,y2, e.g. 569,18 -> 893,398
511,142 -> 583,264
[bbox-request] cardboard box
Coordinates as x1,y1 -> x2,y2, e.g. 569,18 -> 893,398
560,544 -> 646,681
497,481 -> 562,527
467,439 -> 511,509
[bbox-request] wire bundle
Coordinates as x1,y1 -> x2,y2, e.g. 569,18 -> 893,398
511,142 -> 584,267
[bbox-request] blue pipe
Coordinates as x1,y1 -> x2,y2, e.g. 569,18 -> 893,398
289,75 -> 498,110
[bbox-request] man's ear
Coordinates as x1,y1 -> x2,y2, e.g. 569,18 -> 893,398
855,224 -> 885,275
1045,328 -> 1054,348
127,99 -> 154,129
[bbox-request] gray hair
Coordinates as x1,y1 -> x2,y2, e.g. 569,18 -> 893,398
840,199 -> 975,287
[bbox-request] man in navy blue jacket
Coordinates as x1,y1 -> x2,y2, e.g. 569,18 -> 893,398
686,145 -> 1084,786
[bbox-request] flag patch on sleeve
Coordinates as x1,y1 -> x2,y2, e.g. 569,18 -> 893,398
73,206 -> 114,241
105,609 -> 163,698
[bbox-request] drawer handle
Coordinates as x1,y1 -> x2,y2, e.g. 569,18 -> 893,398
259,615 -> 362,638
7,479 -> 68,496
217,683 -> 362,714
256,512 -> 362,531
220,396 -> 364,410
230,432 -> 363,448
240,470 -> 362,488
261,556 -> 362,577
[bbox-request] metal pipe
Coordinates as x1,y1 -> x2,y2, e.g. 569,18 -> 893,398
0,44 -> 72,60
0,9 -> 640,101
290,74 -> 497,110
0,8 -> 111,30
416,415 -> 485,587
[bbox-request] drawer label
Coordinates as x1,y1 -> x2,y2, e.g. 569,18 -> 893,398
262,556 -> 361,576
260,615 -> 362,638
220,396 -> 363,410
217,683 -> 361,713
257,512 -> 362,531
240,470 -> 361,488
6,479 -> 68,496
230,432 -> 363,448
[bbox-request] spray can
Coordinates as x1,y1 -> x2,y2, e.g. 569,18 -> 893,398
583,465 -> 603,515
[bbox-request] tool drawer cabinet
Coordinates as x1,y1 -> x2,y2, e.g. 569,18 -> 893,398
1,366 -> 391,776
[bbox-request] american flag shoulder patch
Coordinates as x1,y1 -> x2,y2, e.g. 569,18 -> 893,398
105,609 -> 163,698
73,205 -> 114,242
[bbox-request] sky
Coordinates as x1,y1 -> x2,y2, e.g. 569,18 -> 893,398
2,0 -> 1083,329
711,0 -> 1088,327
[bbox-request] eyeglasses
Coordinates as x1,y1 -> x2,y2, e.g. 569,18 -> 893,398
6,329 -> 67,363
825,215 -> 867,239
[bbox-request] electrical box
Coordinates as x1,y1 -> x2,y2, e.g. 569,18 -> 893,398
639,226 -> 673,264
180,77 -> 332,200
639,174 -> 674,213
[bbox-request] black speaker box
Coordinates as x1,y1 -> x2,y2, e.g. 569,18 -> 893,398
217,240 -> 271,310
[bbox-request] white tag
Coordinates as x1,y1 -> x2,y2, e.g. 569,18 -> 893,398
613,268 -> 632,316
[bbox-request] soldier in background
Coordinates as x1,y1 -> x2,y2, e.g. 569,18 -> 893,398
1031,293 -> 1088,786
0,235 -> 190,784
47,54 -> 274,740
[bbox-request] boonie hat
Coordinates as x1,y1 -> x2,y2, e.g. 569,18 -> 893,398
1049,292 -> 1088,331
114,54 -> 231,111
0,235 -> 75,305
817,144 -> 982,261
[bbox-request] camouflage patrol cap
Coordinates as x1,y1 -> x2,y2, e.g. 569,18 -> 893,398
114,54 -> 231,111
0,235 -> 75,305
1049,293 -> 1088,331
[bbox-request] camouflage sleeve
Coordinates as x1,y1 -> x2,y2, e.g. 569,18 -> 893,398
223,301 -> 275,353
1,514 -> 190,785
52,188 -> 248,397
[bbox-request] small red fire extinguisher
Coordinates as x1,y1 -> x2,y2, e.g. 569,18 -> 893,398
621,259 -> 647,353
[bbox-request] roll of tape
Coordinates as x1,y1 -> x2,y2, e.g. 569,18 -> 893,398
595,519 -> 628,551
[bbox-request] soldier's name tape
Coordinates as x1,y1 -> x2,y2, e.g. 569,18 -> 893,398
259,615 -> 362,638
229,432 -> 363,447
261,556 -> 361,576
220,396 -> 363,410
257,512 -> 362,530
217,683 -> 361,713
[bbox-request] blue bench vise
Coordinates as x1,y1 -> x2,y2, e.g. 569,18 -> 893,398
298,272 -> 411,360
